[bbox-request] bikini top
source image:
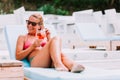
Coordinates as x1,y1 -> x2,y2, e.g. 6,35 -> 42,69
23,35 -> 47,50
23,35 -> 32,50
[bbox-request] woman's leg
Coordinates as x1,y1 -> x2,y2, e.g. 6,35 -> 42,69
49,36 -> 85,72
31,36 -> 68,71
30,40 -> 52,67
49,37 -> 68,71
61,53 -> 74,70
50,36 -> 75,70
61,53 -> 85,72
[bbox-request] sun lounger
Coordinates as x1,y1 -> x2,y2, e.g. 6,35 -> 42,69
4,24 -> 120,80
104,8 -> 120,35
76,22 -> 120,51
75,23 -> 111,50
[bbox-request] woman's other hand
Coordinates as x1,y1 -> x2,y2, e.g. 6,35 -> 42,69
45,28 -> 51,41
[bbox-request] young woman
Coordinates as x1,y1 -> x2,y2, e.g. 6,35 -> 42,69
16,13 -> 85,72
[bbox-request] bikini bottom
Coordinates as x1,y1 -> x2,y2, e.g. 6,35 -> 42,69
29,57 -> 34,63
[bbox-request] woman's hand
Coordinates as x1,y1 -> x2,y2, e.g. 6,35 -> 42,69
45,28 -> 51,41
32,39 -> 42,48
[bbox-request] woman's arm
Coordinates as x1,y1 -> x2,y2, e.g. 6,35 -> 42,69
15,35 -> 36,60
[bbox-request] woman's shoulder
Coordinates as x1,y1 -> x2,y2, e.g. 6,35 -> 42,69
18,34 -> 27,40
18,34 -> 26,38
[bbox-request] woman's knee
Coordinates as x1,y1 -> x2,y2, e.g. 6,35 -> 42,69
49,36 -> 62,48
52,36 -> 61,42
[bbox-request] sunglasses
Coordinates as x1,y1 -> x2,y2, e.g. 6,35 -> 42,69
26,20 -> 40,26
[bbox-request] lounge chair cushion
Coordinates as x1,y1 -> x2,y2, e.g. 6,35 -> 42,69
24,66 -> 120,80
4,25 -> 30,67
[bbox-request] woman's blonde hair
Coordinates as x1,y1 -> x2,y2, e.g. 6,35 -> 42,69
31,14 -> 44,26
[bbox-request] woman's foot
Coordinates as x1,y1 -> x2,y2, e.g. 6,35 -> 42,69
55,64 -> 69,72
56,67 -> 68,71
71,63 -> 85,73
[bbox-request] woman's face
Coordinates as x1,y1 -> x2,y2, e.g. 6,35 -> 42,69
26,16 -> 41,35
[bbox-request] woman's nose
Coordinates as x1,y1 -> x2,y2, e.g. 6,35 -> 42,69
28,24 -> 33,29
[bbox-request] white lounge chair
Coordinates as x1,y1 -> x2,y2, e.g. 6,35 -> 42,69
98,9 -> 120,51
72,9 -> 95,23
104,8 -> 120,35
4,24 -> 120,80
76,22 -> 120,51
75,23 -> 111,50
0,13 -> 20,50
13,6 -> 26,24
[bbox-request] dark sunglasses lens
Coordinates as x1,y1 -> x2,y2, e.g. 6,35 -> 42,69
31,22 -> 37,26
27,21 -> 31,25
27,20 -> 37,26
